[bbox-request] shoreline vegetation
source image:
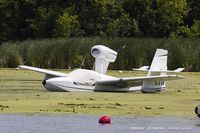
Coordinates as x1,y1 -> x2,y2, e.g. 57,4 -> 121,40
0,38 -> 200,71
0,69 -> 199,116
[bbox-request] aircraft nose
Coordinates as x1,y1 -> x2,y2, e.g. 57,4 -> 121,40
43,77 -> 73,91
42,80 -> 46,86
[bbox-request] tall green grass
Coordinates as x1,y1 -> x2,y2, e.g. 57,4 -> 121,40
0,38 -> 200,71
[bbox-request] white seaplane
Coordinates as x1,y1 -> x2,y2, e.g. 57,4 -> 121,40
17,45 -> 184,93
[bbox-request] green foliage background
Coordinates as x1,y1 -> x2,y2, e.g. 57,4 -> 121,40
0,38 -> 199,71
0,0 -> 200,71
0,0 -> 200,40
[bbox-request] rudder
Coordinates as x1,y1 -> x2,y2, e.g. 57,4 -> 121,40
148,49 -> 168,76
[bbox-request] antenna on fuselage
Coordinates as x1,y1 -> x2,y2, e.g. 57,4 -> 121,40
117,45 -> 126,53
80,59 -> 85,68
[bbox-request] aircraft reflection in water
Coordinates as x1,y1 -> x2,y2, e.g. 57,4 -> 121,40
18,45 -> 184,93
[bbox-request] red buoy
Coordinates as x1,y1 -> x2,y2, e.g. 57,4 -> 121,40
99,116 -> 111,124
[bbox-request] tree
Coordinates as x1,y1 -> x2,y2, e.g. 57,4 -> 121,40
55,12 -> 81,37
122,0 -> 158,36
68,0 -> 123,36
190,20 -> 200,37
106,13 -> 139,37
0,0 -> 20,41
156,0 -> 188,37
186,0 -> 200,26
123,0 -> 188,37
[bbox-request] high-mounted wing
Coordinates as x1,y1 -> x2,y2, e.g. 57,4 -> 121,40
17,65 -> 68,78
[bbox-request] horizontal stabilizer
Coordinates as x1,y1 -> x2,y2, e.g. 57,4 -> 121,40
174,68 -> 185,72
132,66 -> 149,71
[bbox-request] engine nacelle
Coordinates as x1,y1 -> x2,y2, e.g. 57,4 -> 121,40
91,45 -> 117,74
91,45 -> 117,62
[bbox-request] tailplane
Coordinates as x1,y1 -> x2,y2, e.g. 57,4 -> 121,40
133,49 -> 184,93
142,49 -> 168,92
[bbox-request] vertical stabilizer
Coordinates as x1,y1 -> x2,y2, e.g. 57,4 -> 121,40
148,49 -> 168,76
142,49 -> 168,93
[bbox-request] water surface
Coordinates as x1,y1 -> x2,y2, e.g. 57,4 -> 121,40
0,114 -> 199,133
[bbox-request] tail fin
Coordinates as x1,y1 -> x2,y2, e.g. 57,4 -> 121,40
132,49 -> 184,93
148,49 -> 168,76
141,49 -> 168,93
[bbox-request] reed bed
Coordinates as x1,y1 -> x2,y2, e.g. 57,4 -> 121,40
0,38 -> 199,71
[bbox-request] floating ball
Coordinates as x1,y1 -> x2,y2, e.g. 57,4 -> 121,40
99,116 -> 111,124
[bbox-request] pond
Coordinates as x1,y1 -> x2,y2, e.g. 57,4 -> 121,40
0,114 -> 199,133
